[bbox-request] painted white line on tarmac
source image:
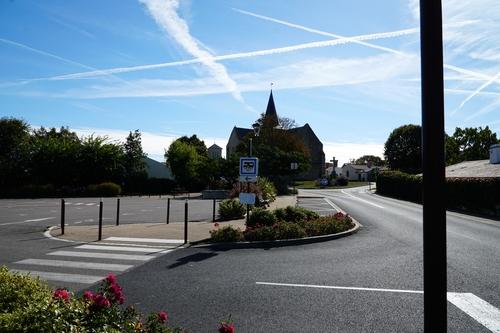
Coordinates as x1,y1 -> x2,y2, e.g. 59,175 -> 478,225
48,250 -> 157,261
105,237 -> 185,244
12,270 -> 103,284
341,190 -> 385,209
257,282 -> 500,332
76,244 -> 167,253
448,293 -> 500,333
324,198 -> 346,214
256,281 -> 423,294
0,216 -> 56,226
15,259 -> 133,271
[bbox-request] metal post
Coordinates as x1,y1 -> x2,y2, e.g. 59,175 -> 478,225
184,199 -> 188,244
60,199 -> 65,235
212,199 -> 216,222
98,200 -> 103,241
420,0 -> 447,331
166,198 -> 170,224
116,198 -> 120,226
246,138 -> 252,223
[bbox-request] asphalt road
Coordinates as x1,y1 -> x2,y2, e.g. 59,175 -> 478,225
112,187 -> 499,332
0,196 -> 216,290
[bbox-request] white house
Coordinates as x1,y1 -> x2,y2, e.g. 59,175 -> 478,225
339,163 -> 382,181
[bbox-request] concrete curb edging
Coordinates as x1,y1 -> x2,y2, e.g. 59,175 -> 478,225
189,218 -> 361,249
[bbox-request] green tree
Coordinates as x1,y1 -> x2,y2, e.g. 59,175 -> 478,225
254,112 -> 298,130
178,135 -> 208,157
123,130 -> 147,180
446,126 -> 499,165
354,155 -> 384,166
384,124 -> 422,174
0,118 -> 30,187
29,127 -> 82,186
165,140 -> 205,191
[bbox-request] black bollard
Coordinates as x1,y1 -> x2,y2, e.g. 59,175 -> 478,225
116,198 -> 120,226
212,199 -> 216,222
60,199 -> 65,235
184,199 -> 188,244
166,198 -> 170,224
98,200 -> 103,241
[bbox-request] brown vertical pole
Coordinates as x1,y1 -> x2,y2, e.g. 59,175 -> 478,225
166,198 -> 170,224
98,200 -> 103,241
212,199 -> 216,222
420,0 -> 447,331
184,199 -> 188,244
116,198 -> 120,226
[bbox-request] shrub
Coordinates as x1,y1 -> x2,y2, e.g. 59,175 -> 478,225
299,213 -> 353,236
257,177 -> 277,203
334,176 -> 348,186
0,268 -> 190,332
376,170 -> 422,202
86,182 -> 122,197
243,225 -> 278,242
210,225 -> 244,243
218,199 -> 246,220
274,206 -> 319,223
247,207 -> 277,228
276,221 -> 307,239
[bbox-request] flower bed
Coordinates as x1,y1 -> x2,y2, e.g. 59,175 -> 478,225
0,267 -> 233,332
209,206 -> 354,243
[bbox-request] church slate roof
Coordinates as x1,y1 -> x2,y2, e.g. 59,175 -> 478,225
233,127 -> 253,139
264,90 -> 279,127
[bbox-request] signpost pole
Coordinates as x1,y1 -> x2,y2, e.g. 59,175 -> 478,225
420,0 -> 447,331
246,138 -> 252,223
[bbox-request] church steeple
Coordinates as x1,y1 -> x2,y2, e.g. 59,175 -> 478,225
264,89 -> 279,128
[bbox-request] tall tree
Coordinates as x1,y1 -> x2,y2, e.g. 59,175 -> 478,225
354,155 -> 384,166
0,118 -> 30,187
384,124 -> 422,174
123,130 -> 147,180
165,140 -> 205,191
254,112 -> 299,130
178,135 -> 208,157
446,126 -> 499,165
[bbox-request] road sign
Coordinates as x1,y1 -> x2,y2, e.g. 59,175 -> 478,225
239,192 -> 256,205
290,162 -> 299,170
240,157 -> 259,177
320,178 -> 329,186
239,175 -> 258,183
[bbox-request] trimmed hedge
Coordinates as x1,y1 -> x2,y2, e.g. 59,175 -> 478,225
376,171 -> 500,216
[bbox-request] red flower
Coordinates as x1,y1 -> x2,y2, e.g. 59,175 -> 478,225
53,288 -> 70,301
219,323 -> 235,333
93,293 -> 111,308
83,290 -> 94,301
105,273 -> 117,284
158,311 -> 168,323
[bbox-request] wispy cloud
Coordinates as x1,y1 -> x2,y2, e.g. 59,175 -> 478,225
139,0 -> 253,112
32,26 -> 421,82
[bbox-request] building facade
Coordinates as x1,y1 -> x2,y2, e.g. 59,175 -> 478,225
226,91 -> 325,180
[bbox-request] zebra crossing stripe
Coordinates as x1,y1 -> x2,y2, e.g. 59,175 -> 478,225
447,293 -> 500,333
48,250 -> 159,261
12,270 -> 103,284
15,258 -> 133,271
76,244 -> 168,253
105,237 -> 185,244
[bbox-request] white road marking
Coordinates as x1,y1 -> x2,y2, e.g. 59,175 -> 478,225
15,259 -> 133,271
85,203 -> 95,206
74,203 -> 84,206
256,281 -> 423,294
257,282 -> 500,332
341,190 -> 385,209
324,198 -> 346,214
0,216 -> 56,226
48,250 -> 157,261
12,270 -> 103,284
76,244 -> 168,253
105,237 -> 185,244
448,293 -> 500,333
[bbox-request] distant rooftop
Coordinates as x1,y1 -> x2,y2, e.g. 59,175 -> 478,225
445,159 -> 500,178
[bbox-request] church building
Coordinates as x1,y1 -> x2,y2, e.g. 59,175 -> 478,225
226,91 -> 325,180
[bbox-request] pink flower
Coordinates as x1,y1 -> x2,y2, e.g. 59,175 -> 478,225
219,323 -> 235,333
93,293 -> 111,308
158,311 -> 168,323
105,273 -> 117,284
53,288 -> 70,301
83,290 -> 94,301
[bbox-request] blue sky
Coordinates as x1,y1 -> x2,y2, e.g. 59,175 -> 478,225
1,0 -> 499,164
